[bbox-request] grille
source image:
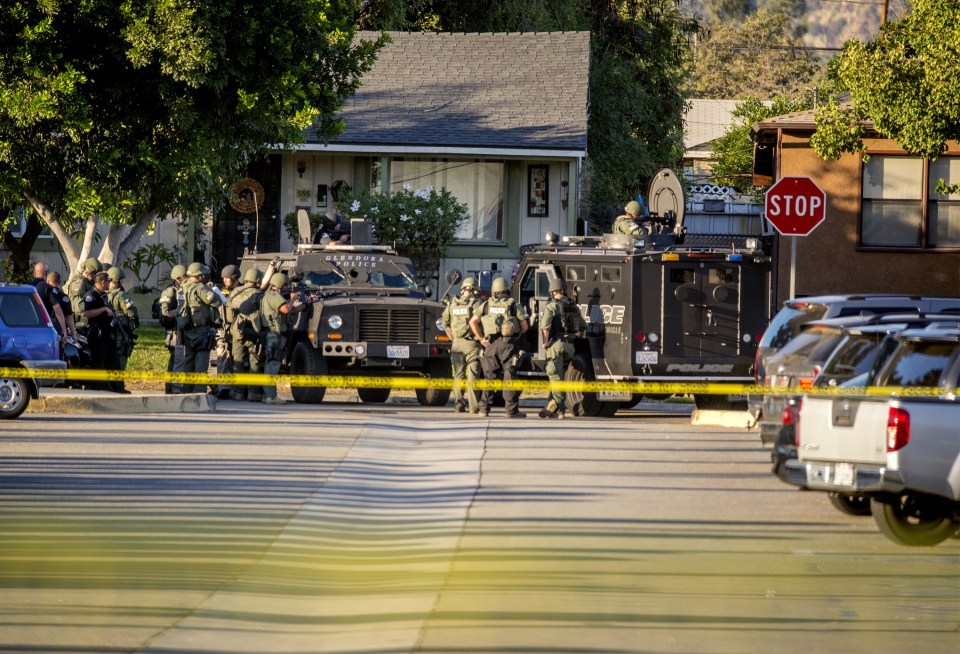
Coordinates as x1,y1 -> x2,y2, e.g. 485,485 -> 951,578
358,308 -> 423,343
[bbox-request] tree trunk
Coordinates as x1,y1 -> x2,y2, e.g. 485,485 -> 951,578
1,210 -> 44,282
24,194 -> 84,276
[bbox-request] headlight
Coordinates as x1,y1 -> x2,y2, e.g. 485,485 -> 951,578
327,315 -> 343,329
435,318 -> 445,331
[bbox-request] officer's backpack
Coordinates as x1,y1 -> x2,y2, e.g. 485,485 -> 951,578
229,286 -> 265,338
559,300 -> 581,336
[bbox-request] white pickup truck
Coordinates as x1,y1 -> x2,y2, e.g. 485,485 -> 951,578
784,327 -> 960,546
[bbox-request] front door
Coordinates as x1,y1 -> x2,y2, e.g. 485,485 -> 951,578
213,157 -> 282,277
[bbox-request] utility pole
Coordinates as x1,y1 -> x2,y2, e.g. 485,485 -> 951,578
881,0 -> 889,25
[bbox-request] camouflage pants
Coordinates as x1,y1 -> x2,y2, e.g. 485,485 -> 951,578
450,338 -> 481,412
231,329 -> 262,400
544,339 -> 574,412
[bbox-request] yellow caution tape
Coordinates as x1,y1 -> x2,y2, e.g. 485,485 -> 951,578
0,367 -> 950,398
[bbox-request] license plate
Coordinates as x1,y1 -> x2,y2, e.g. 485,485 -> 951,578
387,345 -> 410,359
599,389 -> 631,401
635,351 -> 658,365
832,462 -> 855,487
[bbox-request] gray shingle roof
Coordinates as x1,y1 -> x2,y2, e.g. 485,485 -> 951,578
318,31 -> 591,152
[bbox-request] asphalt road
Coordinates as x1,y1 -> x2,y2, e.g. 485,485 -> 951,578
1,401 -> 957,654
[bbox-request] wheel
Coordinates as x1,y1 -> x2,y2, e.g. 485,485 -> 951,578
416,359 -> 452,407
0,377 -> 30,419
870,495 -> 958,547
357,387 -> 391,403
828,493 -> 871,517
289,341 -> 326,404
563,354 -> 617,417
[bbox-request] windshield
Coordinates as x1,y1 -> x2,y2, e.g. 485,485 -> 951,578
760,302 -> 828,350
300,266 -> 418,290
878,341 -> 958,387
821,333 -> 883,379
772,325 -> 839,360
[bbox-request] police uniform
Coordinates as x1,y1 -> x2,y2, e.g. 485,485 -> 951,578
179,265 -> 223,393
539,285 -> 586,418
442,279 -> 481,413
158,266 -> 186,394
474,285 -> 528,417
68,259 -> 99,329
214,266 -> 241,399
612,200 -> 647,236
227,270 -> 265,402
83,284 -> 125,392
260,283 -> 291,404
107,274 -> 139,372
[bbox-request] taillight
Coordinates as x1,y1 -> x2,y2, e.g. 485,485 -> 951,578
31,293 -> 53,327
781,405 -> 795,427
798,377 -> 814,390
887,407 -> 910,452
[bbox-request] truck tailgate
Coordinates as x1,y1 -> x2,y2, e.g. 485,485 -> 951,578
798,396 -> 889,465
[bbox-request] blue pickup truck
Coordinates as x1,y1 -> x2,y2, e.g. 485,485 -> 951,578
0,284 -> 66,419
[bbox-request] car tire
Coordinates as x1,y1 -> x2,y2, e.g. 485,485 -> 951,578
416,360 -> 451,407
564,354 -> 618,417
827,493 -> 871,517
357,387 -> 391,404
290,342 -> 326,404
0,377 -> 30,420
870,495 -> 958,547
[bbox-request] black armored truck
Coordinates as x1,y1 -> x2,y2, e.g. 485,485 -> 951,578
238,220 -> 452,406
511,169 -> 774,416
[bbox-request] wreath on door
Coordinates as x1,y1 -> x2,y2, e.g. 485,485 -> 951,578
229,178 -> 265,214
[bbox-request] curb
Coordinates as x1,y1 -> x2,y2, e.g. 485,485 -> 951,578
691,409 -> 756,428
29,392 -> 217,415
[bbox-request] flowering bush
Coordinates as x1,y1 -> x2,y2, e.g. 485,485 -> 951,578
336,184 -> 468,286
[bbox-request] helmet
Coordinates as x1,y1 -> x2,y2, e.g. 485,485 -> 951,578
170,264 -> 186,281
491,277 -> 509,294
461,277 -> 476,290
243,267 -> 261,283
83,257 -> 100,274
186,262 -> 210,277
270,272 -> 288,288
106,267 -> 124,282
548,278 -> 566,293
625,200 -> 641,215
221,264 -> 239,279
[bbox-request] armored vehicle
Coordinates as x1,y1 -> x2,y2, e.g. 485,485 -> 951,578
238,220 -> 452,406
512,169 -> 774,417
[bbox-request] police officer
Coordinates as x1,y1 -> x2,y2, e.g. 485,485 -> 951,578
442,277 -> 481,413
159,264 -> 187,394
83,271 -> 128,393
213,265 -> 241,399
227,267 -> 267,401
68,257 -> 101,330
612,200 -> 647,236
179,262 -> 223,393
469,276 -> 529,418
538,278 -> 586,419
260,272 -> 309,405
106,267 -> 139,373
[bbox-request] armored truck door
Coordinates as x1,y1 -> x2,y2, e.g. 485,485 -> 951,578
517,264 -> 559,360
662,262 -> 740,358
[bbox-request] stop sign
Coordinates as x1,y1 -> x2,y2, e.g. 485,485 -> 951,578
764,176 -> 826,236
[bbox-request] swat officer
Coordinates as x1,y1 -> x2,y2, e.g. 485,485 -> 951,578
106,267 -> 139,373
179,262 -> 223,393
159,264 -> 187,394
260,272 -> 310,405
68,257 -> 101,330
612,200 -> 648,236
83,271 -> 128,393
538,278 -> 586,419
213,264 -> 241,399
442,277 -> 481,413
227,267 -> 267,402
469,276 -> 529,418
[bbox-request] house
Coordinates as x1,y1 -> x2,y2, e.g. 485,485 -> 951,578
212,31 -> 591,292
752,109 -> 960,305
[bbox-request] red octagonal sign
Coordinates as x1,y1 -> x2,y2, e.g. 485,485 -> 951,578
764,176 -> 826,236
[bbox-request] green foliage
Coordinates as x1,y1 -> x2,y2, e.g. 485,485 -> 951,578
282,211 -> 326,244
336,185 -> 468,285
124,243 -> 177,293
690,8 -> 824,99
711,95 -> 817,194
811,0 -> 960,193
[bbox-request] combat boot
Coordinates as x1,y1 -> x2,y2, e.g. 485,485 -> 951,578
538,399 -> 559,419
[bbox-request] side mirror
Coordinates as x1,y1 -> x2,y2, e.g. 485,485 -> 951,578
423,285 -> 433,298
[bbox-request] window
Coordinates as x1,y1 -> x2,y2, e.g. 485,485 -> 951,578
861,155 -> 960,249
390,158 -> 504,241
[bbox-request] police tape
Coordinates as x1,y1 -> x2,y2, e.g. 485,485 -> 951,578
0,367 -> 949,398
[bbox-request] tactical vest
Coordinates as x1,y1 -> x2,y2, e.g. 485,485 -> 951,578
549,296 -> 582,340
446,296 -> 476,340
158,283 -> 178,330
182,282 -> 218,329
228,285 -> 265,337
260,289 -> 287,334
107,288 -> 137,332
69,276 -> 93,327
480,296 -> 519,338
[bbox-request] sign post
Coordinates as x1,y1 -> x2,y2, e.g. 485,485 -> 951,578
764,176 -> 827,298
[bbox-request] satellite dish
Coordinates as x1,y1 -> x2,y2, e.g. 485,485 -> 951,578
647,168 -> 686,229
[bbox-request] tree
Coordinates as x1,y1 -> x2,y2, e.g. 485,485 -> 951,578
689,8 -> 823,99
710,95 -> 816,194
810,0 -> 960,187
0,1 -> 382,278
